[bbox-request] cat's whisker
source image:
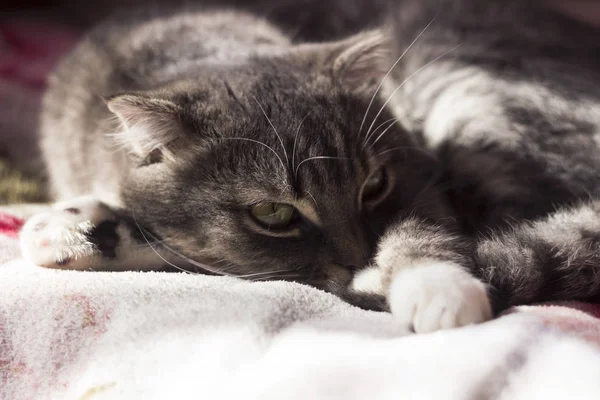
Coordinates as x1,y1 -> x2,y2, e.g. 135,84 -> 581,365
131,212 -> 201,275
251,275 -> 302,282
366,117 -> 403,148
375,145 -> 441,166
362,117 -> 401,149
210,261 -> 239,274
375,146 -> 408,158
295,156 -> 351,180
292,114 -> 310,175
159,243 -> 234,276
211,258 -> 231,266
364,44 -> 462,143
304,190 -> 319,210
238,268 -> 299,279
128,239 -> 168,249
218,137 -> 287,172
408,116 -> 425,123
252,96 -> 289,166
131,212 -> 241,277
249,272 -> 304,282
360,15 -> 438,142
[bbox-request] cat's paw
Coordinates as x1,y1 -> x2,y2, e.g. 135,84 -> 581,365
388,261 -> 492,333
19,197 -> 119,269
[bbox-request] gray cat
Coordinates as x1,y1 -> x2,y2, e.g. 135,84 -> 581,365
20,0 -> 600,333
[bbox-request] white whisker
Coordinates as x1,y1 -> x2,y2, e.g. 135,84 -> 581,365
363,117 -> 401,147
252,96 -> 289,166
219,137 -> 287,171
376,146 -> 441,165
295,156 -> 350,179
128,239 -> 168,249
292,114 -> 309,175
365,117 -> 403,148
368,118 -> 402,148
365,44 -> 462,142
304,190 -> 319,210
138,233 -> 303,281
238,269 -> 299,279
131,213 -> 200,275
132,212 -> 241,277
252,275 -> 302,282
360,15 -> 438,141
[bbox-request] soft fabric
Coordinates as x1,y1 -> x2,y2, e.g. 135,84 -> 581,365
0,212 -> 23,238
1,209 -> 600,399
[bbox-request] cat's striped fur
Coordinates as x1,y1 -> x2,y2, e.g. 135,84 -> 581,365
20,0 -> 600,332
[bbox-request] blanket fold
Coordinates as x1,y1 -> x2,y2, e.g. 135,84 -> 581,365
1,209 -> 600,399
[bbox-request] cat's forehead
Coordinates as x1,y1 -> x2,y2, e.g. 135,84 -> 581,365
210,64 -> 363,123
176,58 -> 386,198
197,58 -> 339,104
202,100 -> 371,201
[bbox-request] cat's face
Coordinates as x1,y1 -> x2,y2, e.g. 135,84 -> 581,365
108,31 -> 448,297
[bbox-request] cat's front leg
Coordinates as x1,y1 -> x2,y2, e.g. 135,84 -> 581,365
19,196 -> 170,271
351,217 -> 492,333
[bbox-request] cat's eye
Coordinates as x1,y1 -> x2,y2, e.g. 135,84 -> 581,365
250,202 -> 296,229
362,168 -> 387,201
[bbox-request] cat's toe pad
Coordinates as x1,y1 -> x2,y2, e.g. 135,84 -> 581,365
388,261 -> 492,333
19,197 -> 119,269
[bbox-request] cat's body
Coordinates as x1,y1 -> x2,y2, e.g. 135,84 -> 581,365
20,0 -> 600,332
373,0 -> 600,313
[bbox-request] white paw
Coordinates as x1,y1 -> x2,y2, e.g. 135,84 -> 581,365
388,261 -> 492,333
19,196 -> 117,269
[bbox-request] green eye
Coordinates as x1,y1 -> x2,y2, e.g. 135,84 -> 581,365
362,168 -> 386,200
250,202 -> 296,229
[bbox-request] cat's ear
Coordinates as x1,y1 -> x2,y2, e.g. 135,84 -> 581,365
329,30 -> 391,93
295,29 -> 390,94
105,93 -> 183,159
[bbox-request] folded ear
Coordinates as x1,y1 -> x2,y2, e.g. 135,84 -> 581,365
105,93 -> 183,159
295,29 -> 390,94
331,30 -> 390,93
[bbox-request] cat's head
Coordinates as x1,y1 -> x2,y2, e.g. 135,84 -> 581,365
106,30 -> 448,301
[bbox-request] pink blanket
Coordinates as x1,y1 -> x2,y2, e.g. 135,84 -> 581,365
0,20 -> 78,171
1,208 -> 600,399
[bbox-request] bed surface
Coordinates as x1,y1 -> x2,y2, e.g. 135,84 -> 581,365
1,208 -> 600,399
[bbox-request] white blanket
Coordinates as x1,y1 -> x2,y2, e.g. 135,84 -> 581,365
1,210 -> 600,399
